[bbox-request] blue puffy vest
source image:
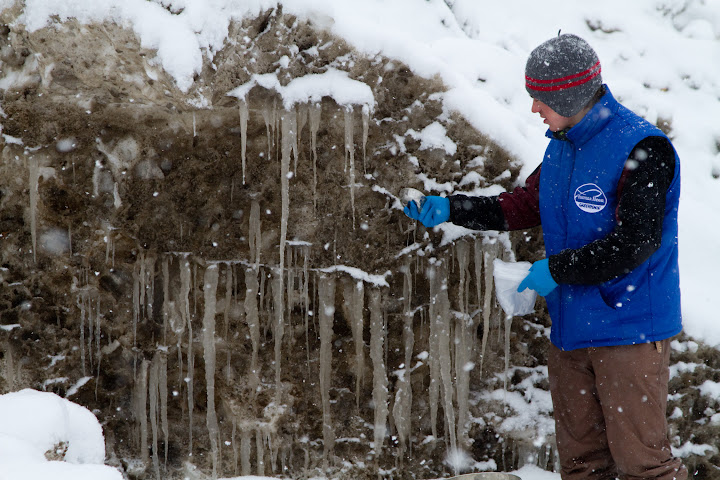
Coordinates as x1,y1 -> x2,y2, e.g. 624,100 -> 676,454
539,86 -> 682,351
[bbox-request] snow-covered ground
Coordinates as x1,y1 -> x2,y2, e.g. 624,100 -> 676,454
0,389 -> 123,479
1,0 -> 718,479
0,389 -> 557,480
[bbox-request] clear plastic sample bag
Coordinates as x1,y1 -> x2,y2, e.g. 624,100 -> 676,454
492,259 -> 537,317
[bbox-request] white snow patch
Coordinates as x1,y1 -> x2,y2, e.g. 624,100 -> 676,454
407,121 -> 457,155
228,69 -> 375,111
318,265 -> 390,287
0,389 -> 122,479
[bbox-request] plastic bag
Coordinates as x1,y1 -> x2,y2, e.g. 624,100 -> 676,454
493,259 -> 537,317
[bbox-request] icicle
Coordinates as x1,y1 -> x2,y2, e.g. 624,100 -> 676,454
227,264 -> 238,384
474,238 -> 483,326
427,266 -> 440,439
455,241 -> 472,448
280,110 -> 294,270
132,254 -> 142,347
309,103 -> 321,208
109,231 -> 114,266
286,247 -> 296,344
435,261 -> 458,470
249,200 -> 262,268
301,434 -> 310,476
95,299 -> 101,382
231,419 -> 238,474
244,267 -> 260,392
92,158 -> 102,198
149,352 -> 161,479
428,262 -> 458,460
104,228 -> 113,265
255,427 -> 265,476
274,98 -> 281,160
393,262 -> 414,456
302,246 -> 310,369
187,335 -> 195,457
139,253 -> 147,319
270,109 -> 295,396
369,289 -> 388,459
297,104 -> 308,171
266,426 -> 278,473
344,278 -> 365,408
87,295 -> 94,371
344,108 -> 356,227
3,342 -> 14,391
113,182 -> 122,208
259,271 -> 267,331
272,268 -> 285,397
501,245 -> 513,396
238,99 -> 248,184
29,155 -> 39,263
290,106 -> 300,174
318,274 -> 335,468
135,359 -> 150,466
261,103 -> 276,161
203,264 -> 220,478
240,424 -> 252,476
162,257 -> 170,345
456,241 -> 472,316
179,256 -> 194,456
145,254 -> 156,322
480,241 -> 497,376
362,105 -> 369,174
159,353 -> 169,466
77,293 -> 87,376
223,263 -> 233,341
193,263 -> 199,317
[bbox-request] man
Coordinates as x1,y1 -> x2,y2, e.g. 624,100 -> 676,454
405,34 -> 687,479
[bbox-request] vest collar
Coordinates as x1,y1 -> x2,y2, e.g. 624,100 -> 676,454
545,85 -> 618,147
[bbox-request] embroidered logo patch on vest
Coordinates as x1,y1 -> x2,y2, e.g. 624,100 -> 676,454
574,183 -> 607,213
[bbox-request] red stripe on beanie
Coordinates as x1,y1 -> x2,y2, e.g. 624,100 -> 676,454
526,61 -> 601,92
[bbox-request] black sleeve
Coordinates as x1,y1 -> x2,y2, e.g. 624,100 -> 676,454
549,136 -> 676,285
448,194 -> 506,231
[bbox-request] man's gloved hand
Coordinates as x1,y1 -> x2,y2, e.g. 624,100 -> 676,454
404,196 -> 450,228
517,258 -> 558,296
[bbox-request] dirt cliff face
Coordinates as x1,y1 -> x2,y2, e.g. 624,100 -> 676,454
0,6 -> 715,480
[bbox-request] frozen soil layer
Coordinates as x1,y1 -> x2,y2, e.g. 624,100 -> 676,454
0,6 -> 715,480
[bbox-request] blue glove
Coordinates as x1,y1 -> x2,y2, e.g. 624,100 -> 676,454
517,258 -> 558,296
404,195 -> 450,228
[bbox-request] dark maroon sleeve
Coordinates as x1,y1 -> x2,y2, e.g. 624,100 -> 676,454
448,165 -> 542,231
498,165 -> 542,230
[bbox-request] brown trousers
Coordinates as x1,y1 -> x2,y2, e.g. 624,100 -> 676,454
548,339 -> 687,480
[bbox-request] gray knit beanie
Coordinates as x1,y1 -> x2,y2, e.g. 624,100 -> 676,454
525,34 -> 602,117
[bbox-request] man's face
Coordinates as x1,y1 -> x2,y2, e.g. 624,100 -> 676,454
531,98 -> 575,132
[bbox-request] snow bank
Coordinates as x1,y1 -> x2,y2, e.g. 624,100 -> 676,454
0,389 -> 122,480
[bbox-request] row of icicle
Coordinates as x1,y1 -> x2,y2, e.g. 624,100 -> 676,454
73,234 -> 508,478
